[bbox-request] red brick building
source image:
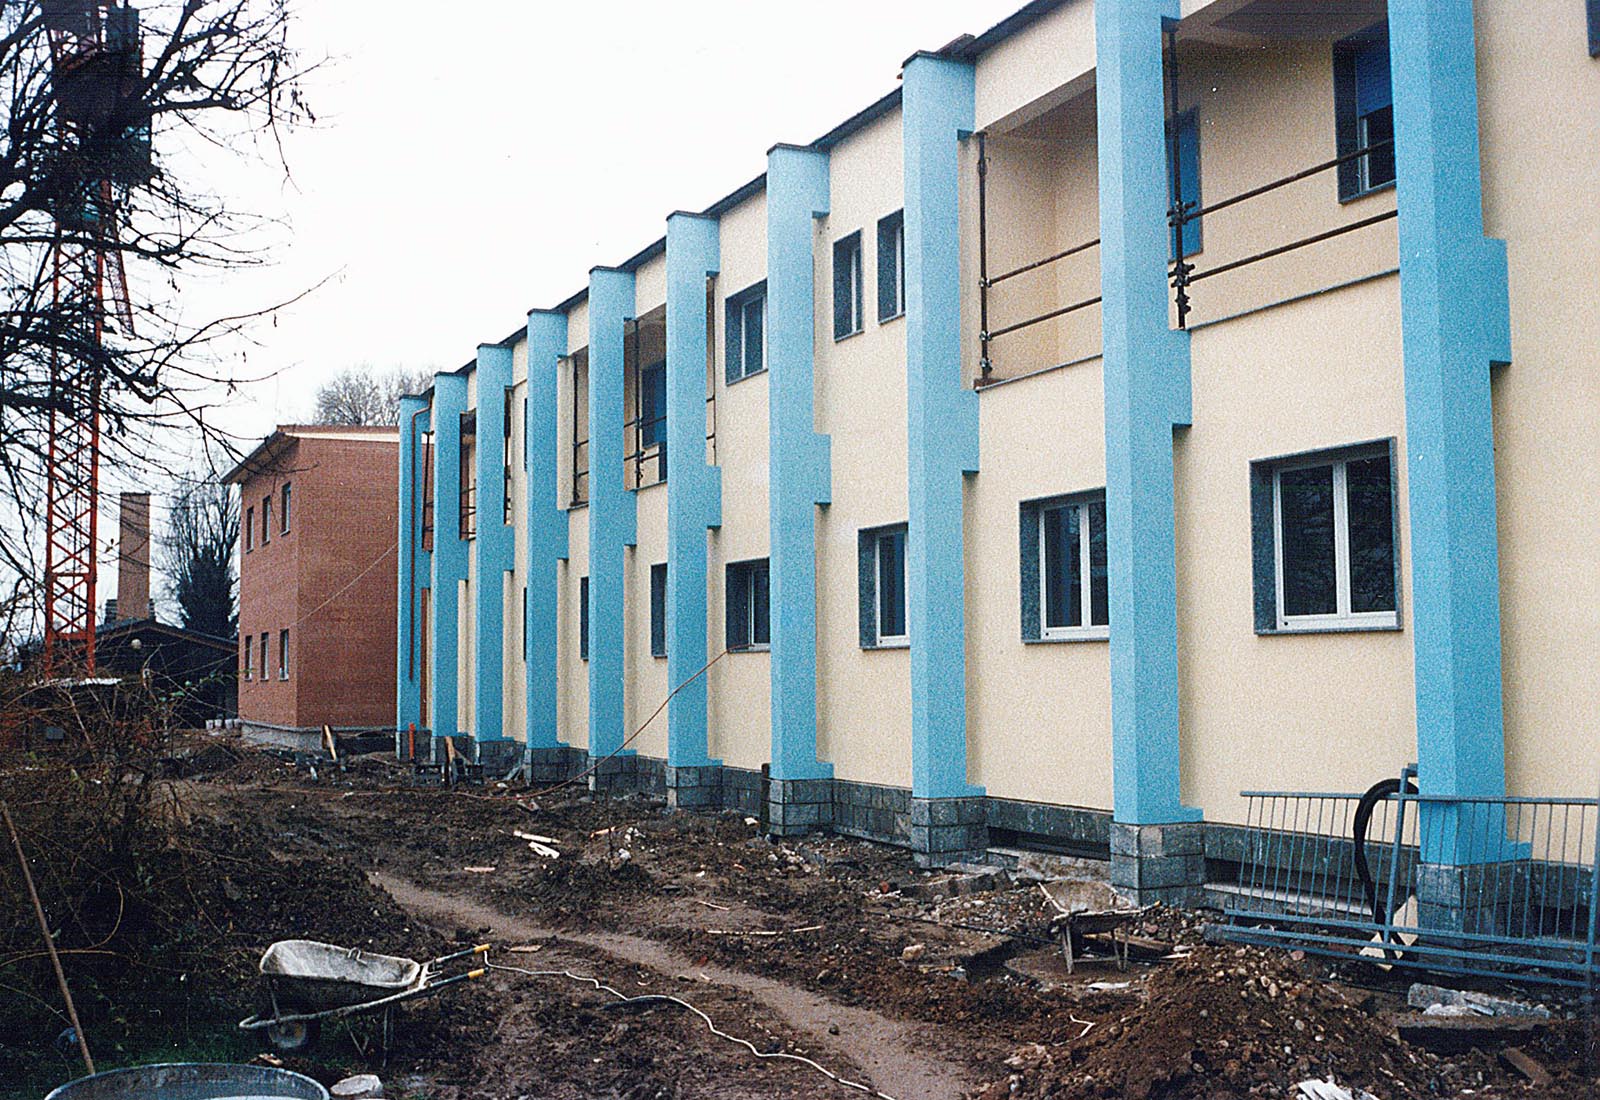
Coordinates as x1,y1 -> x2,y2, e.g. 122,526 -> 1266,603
225,425 -> 399,733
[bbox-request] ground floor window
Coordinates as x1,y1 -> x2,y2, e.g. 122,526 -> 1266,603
1020,491 -> 1108,641
1251,441 -> 1399,633
726,558 -> 770,651
858,524 -> 907,647
650,563 -> 667,658
579,576 -> 590,662
278,629 -> 290,680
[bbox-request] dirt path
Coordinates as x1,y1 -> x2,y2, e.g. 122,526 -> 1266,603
373,871 -> 979,1100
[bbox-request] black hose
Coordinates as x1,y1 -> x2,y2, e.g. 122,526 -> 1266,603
1352,776 -> 1417,960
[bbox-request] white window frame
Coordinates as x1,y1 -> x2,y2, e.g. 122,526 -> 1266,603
243,636 -> 252,680
281,482 -> 291,534
1039,499 -> 1109,641
874,528 -> 908,646
835,233 -> 863,339
278,629 -> 290,680
1271,449 -> 1398,632
729,559 -> 770,652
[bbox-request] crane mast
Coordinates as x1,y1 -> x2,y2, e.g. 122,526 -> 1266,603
38,0 -> 144,676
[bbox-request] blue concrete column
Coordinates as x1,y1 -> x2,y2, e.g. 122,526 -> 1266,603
525,310 -> 570,750
1390,1 -> 1511,811
587,268 -> 638,760
766,144 -> 832,783
665,213 -> 723,768
472,344 -> 514,752
396,395 -> 429,744
903,55 -> 980,801
429,372 -> 468,742
1095,1 -> 1199,826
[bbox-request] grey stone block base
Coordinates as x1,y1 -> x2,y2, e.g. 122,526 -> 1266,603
431,734 -> 472,766
525,745 -> 587,785
767,777 -> 835,836
1110,821 -> 1206,906
909,796 -> 990,869
474,739 -> 522,775
588,753 -> 666,797
1415,862 -> 1515,942
666,764 -> 724,809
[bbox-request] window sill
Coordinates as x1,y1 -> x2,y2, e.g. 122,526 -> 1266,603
727,366 -> 768,387
1258,617 -> 1401,636
833,326 -> 864,344
1025,632 -> 1108,645
729,644 -> 770,654
862,638 -> 909,651
877,309 -> 904,325
1339,179 -> 1395,205
567,500 -> 589,511
632,478 -> 667,495
651,651 -> 667,660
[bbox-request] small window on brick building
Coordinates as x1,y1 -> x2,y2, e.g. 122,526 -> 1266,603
260,631 -> 269,678
281,483 -> 291,534
278,629 -> 290,680
245,506 -> 254,551
242,635 -> 252,679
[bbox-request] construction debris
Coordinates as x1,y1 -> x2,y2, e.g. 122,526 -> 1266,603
1389,1012 -> 1546,1054
1499,1046 -> 1554,1087
1405,981 -> 1552,1019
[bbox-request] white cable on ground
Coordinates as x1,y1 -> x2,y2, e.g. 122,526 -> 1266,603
486,962 -> 899,1100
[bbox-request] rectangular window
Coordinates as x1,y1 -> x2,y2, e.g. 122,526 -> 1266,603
1252,443 -> 1399,633
877,210 -> 905,322
242,635 -> 252,680
459,409 -> 477,540
578,576 -> 589,662
1334,23 -> 1395,199
650,563 -> 668,658
726,558 -> 771,651
245,506 -> 254,551
262,497 -> 271,544
858,524 -> 907,647
725,281 -> 767,382
260,632 -> 269,678
1591,0 -> 1600,58
280,483 -> 291,534
832,231 -> 863,339
1167,109 -> 1202,259
278,629 -> 290,680
1021,492 -> 1109,641
640,360 -> 667,449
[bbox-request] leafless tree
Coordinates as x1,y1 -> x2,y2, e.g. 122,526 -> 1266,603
158,473 -> 237,638
312,364 -> 432,426
0,1 -> 316,624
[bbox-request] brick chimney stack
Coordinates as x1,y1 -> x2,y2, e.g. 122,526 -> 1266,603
116,492 -> 152,622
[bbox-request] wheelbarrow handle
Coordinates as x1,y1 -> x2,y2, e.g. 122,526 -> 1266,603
430,943 -> 491,966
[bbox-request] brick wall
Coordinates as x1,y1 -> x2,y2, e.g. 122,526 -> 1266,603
237,433 -> 398,729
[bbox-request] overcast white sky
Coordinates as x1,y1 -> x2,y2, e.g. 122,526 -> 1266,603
210,0 -> 1022,442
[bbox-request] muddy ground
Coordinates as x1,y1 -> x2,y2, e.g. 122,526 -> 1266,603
1,734 -> 1596,1100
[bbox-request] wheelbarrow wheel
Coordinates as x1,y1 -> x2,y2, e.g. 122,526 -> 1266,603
264,1017 -> 320,1053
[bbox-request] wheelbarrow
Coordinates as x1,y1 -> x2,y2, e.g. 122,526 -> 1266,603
239,939 -> 489,1053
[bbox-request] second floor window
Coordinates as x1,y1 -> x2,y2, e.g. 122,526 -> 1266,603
833,231 -> 863,339
1167,109 -> 1202,259
1335,23 -> 1395,199
245,506 -> 254,551
640,361 -> 667,450
261,497 -> 271,544
280,483 -> 292,534
877,210 -> 905,322
725,281 -> 767,381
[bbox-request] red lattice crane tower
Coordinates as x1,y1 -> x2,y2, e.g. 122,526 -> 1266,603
39,1 -> 144,676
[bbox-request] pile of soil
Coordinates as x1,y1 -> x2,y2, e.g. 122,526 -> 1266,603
971,944 -> 1598,1100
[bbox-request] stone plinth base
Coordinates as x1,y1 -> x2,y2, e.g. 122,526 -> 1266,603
665,764 -> 724,809
1110,821 -> 1206,906
767,777 -> 835,836
909,796 -> 990,869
